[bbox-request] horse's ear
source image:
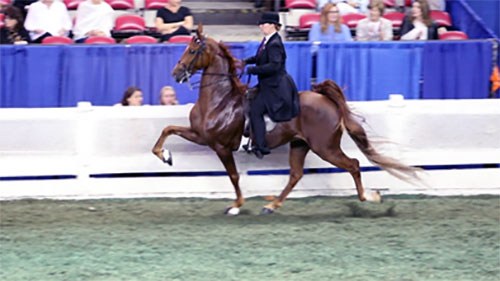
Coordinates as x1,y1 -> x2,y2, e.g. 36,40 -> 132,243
196,22 -> 203,38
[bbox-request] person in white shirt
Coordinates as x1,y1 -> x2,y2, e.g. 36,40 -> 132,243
73,0 -> 114,43
356,0 -> 393,41
24,0 -> 72,43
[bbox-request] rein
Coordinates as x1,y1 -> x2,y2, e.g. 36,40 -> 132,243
181,36 -> 250,90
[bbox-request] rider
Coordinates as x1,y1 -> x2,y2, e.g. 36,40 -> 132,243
242,12 -> 300,159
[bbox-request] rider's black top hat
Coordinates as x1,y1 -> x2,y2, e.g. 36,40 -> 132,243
257,12 -> 282,26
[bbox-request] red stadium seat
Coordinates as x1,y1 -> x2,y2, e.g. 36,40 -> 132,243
104,0 -> 134,9
84,36 -> 116,44
382,11 -> 405,28
167,35 -> 193,43
145,0 -> 167,9
430,10 -> 452,27
41,36 -> 74,44
0,14 -> 4,29
0,0 -> 11,5
125,35 -> 158,43
114,14 -> 146,31
405,0 -> 411,6
63,0 -> 85,9
439,31 -> 468,40
299,13 -> 320,29
285,0 -> 316,9
341,13 -> 366,29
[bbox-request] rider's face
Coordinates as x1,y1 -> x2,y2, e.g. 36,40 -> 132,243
259,23 -> 276,36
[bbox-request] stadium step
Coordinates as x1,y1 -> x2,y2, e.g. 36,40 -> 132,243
184,1 -> 263,25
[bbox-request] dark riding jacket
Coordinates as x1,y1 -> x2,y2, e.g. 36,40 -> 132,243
245,33 -> 300,122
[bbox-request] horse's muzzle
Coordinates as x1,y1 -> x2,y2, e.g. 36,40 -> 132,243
172,64 -> 191,84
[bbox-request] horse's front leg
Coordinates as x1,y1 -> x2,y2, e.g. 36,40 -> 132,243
152,125 -> 205,165
214,147 -> 245,216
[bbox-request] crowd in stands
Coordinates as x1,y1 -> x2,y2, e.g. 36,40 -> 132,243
0,0 -> 468,45
0,0 -> 194,44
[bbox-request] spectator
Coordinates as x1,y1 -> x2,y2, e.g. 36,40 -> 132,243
24,0 -> 72,43
0,6 -> 31,44
72,0 -> 114,43
120,86 -> 143,106
317,0 -> 369,15
308,2 -> 353,42
400,0 -> 440,40
159,86 -> 179,105
356,0 -> 393,41
155,0 -> 193,42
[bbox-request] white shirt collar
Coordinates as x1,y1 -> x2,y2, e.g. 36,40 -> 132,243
264,31 -> 277,44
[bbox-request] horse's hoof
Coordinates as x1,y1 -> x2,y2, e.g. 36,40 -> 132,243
363,190 -> 382,203
260,207 -> 274,215
224,207 -> 240,216
162,149 -> 173,166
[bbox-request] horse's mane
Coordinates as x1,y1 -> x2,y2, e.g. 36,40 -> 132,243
215,40 -> 246,95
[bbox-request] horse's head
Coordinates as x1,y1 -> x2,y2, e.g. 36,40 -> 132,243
172,23 -> 213,83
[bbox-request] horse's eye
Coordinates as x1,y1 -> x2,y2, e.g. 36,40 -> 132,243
189,49 -> 196,54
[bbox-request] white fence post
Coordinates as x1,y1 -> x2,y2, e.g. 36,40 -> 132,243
76,102 -> 93,181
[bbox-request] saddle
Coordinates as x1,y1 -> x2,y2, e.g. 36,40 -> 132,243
242,87 -> 276,152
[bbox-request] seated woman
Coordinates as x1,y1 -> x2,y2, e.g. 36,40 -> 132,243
72,0 -> 114,43
118,86 -> 143,106
159,86 -> 179,105
0,6 -> 30,44
308,2 -> 353,42
356,0 -> 393,41
155,0 -> 193,42
400,0 -> 440,40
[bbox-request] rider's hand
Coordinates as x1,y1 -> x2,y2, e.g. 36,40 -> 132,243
247,66 -> 256,74
235,59 -> 245,71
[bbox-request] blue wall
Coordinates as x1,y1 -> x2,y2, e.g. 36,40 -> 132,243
0,40 -> 497,108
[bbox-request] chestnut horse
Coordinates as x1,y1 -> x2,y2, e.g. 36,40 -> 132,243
152,24 -> 418,215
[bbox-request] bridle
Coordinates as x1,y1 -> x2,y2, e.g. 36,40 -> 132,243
178,36 -> 244,90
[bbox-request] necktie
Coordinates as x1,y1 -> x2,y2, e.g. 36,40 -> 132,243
256,37 -> 266,56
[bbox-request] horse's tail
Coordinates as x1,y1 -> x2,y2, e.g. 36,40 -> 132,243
312,79 -> 420,182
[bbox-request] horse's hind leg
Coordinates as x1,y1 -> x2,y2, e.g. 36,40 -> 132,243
262,139 -> 310,214
315,145 -> 378,202
152,125 -> 205,164
214,147 -> 245,216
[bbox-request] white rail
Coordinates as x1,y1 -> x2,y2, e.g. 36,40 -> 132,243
1,98 -> 499,200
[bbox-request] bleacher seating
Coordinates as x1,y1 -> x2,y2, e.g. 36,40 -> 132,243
299,13 -> 320,29
105,0 -> 134,9
41,36 -> 74,44
84,36 -> 117,44
112,14 -> 146,40
341,13 -> 366,29
284,0 -> 316,9
144,0 -> 167,9
64,0 -> 85,9
167,35 -> 193,43
114,14 -> 146,31
0,0 -> 11,5
383,11 -> 405,28
430,10 -> 452,27
125,35 -> 157,43
0,14 -> 4,29
285,12 -> 319,40
439,31 -> 468,40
